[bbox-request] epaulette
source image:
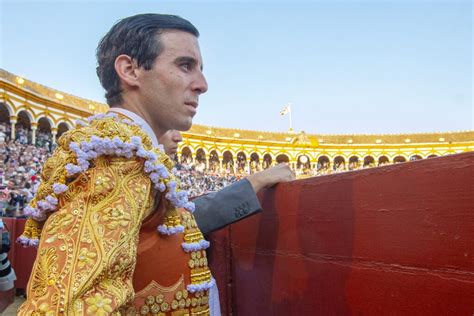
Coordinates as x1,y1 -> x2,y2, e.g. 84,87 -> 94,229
18,113 -> 194,246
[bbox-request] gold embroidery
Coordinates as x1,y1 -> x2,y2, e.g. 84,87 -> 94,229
77,248 -> 97,268
20,150 -> 155,314
85,293 -> 113,315
101,205 -> 132,229
20,116 -> 212,315
44,213 -> 74,235
31,247 -> 59,298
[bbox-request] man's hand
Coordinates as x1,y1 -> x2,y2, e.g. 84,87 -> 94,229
246,163 -> 295,193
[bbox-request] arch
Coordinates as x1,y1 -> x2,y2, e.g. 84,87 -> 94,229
187,144 -> 199,156
220,147 -> 235,157
263,154 -> 272,169
378,155 -> 390,166
35,114 -> 54,126
348,156 -> 360,170
317,155 -> 330,171
57,122 -> 70,139
222,150 -> 234,173
236,151 -> 247,173
14,107 -> 34,121
0,102 -> 13,121
196,146 -> 207,156
194,148 -> 207,172
195,148 -> 207,163
17,110 -> 32,128
15,110 -> 32,144
250,152 -> 260,173
393,155 -> 407,164
0,103 -> 11,140
36,117 -> 53,148
208,147 -> 222,157
37,117 -> 52,132
333,155 -> 346,171
208,150 -> 220,172
363,156 -> 375,167
180,146 -> 193,164
297,154 -> 311,170
1,98 -> 16,116
250,152 -> 260,162
276,154 -> 289,164
55,119 -> 74,130
410,154 -> 423,161
262,151 -> 275,160
427,154 -> 439,159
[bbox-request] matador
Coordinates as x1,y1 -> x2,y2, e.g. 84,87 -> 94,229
17,13 -> 294,315
17,12 -> 215,315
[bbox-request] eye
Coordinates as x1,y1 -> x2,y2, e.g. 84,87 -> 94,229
180,63 -> 191,72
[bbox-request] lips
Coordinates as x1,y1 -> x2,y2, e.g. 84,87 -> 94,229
185,102 -> 198,116
185,101 -> 198,109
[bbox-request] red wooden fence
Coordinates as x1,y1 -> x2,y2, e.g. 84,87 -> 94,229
208,152 -> 474,315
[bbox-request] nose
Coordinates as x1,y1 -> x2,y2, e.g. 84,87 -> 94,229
192,71 -> 208,95
172,131 -> 183,143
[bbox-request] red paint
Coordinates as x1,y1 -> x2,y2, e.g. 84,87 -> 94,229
209,152 -> 474,315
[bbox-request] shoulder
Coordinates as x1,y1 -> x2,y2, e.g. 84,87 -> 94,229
58,113 -> 154,151
39,114 -> 152,182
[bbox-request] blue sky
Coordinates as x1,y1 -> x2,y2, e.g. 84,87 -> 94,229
1,0 -> 472,134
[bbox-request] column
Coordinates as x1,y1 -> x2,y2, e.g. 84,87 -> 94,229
9,116 -> 17,140
51,127 -> 58,144
30,122 -> 38,145
290,161 -> 297,172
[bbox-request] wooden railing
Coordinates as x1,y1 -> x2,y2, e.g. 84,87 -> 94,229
208,152 -> 474,315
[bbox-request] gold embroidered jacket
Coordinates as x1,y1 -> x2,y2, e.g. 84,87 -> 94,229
18,116 -> 170,315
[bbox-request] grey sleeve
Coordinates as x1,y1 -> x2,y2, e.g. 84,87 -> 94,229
193,178 -> 262,234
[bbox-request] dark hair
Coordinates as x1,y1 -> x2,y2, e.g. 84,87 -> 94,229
96,13 -> 199,106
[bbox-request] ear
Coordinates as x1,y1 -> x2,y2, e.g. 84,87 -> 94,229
114,54 -> 140,88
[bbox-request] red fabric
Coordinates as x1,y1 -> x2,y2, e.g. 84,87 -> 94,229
133,205 -> 191,291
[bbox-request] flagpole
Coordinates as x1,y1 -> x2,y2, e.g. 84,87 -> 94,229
288,103 -> 293,132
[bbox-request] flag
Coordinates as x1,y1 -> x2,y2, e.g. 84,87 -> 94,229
280,104 -> 291,116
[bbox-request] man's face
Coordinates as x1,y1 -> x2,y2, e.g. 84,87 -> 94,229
159,130 -> 183,155
138,30 -> 208,138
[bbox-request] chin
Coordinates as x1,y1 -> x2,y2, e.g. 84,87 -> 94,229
175,119 -> 193,131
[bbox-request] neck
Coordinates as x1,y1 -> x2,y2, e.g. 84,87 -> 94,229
116,94 -> 165,139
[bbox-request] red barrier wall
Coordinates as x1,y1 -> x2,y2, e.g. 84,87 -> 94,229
0,218 -> 37,313
209,152 -> 474,315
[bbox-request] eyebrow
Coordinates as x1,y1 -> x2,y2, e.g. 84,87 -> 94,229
174,56 -> 203,71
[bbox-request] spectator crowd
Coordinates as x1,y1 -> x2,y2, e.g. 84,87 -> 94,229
0,120 -> 416,215
175,161 -> 241,197
0,121 -> 243,216
0,122 -> 49,216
